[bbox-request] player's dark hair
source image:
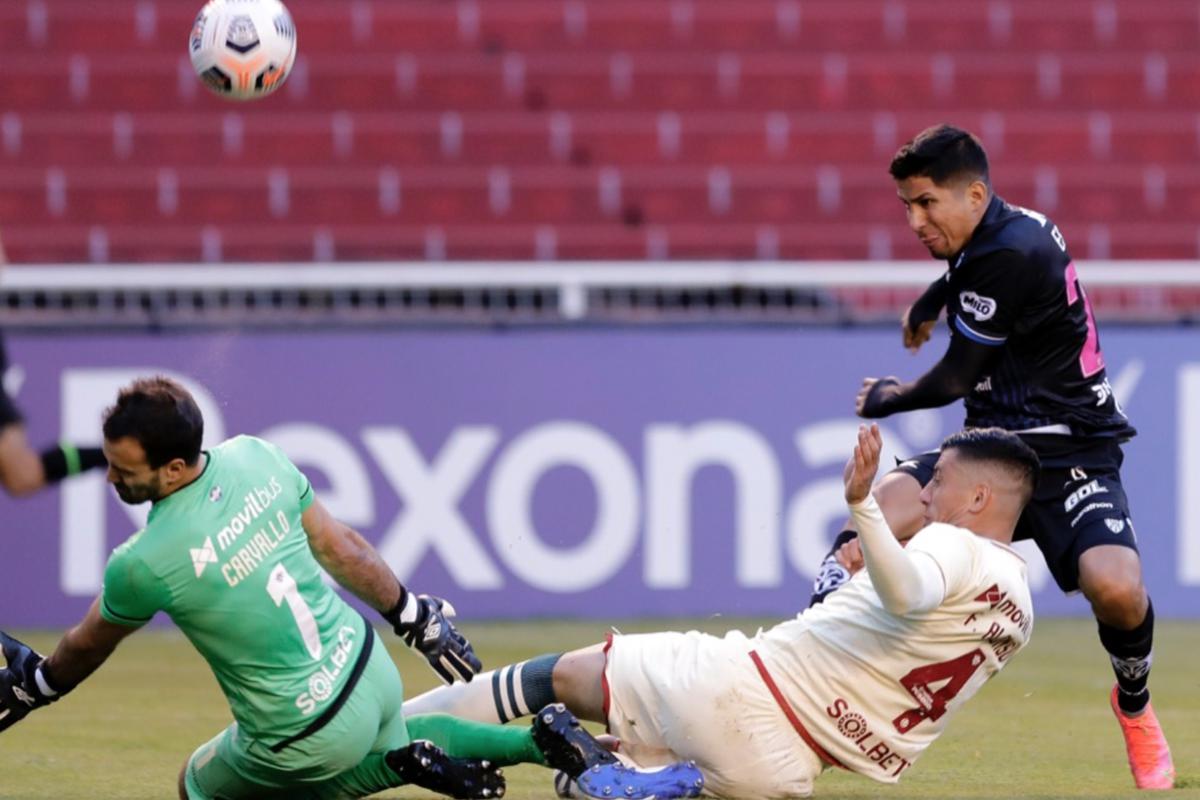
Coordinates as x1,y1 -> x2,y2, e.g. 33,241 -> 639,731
103,376 -> 203,468
941,428 -> 1040,505
889,124 -> 990,187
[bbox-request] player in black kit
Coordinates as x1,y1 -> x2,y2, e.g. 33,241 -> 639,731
811,125 -> 1174,790
0,239 -> 107,496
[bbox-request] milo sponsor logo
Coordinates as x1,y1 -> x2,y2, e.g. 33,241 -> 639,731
959,291 -> 997,321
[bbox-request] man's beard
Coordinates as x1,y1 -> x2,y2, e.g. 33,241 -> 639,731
114,480 -> 160,505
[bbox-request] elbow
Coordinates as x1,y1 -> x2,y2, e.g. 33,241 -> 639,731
881,597 -> 918,616
878,589 -> 924,616
943,374 -> 975,400
309,540 -> 340,572
309,535 -> 362,575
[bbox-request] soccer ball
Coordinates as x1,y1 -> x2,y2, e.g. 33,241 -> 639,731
189,0 -> 297,101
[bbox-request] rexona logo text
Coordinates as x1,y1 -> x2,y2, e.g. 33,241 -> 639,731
959,291 -> 997,321
296,625 -> 357,716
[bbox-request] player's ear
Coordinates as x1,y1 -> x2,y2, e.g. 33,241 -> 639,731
161,457 -> 188,484
969,483 -> 991,514
968,179 -> 989,210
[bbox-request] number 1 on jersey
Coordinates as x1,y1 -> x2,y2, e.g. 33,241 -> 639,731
267,564 -> 322,661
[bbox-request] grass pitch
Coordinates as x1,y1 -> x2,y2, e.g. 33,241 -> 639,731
0,618 -> 1196,800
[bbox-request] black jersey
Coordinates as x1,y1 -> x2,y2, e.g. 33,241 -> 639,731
942,195 -> 1134,440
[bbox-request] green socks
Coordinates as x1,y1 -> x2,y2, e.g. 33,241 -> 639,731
407,712 -> 547,767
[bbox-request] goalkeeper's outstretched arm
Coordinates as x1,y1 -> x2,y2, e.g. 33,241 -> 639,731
301,496 -> 482,684
1,599 -> 139,732
42,598 -> 139,690
301,496 -> 401,613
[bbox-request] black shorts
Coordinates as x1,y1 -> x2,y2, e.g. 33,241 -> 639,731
892,439 -> 1137,593
0,333 -> 22,428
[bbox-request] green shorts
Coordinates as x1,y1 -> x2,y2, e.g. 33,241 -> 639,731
184,630 -> 410,800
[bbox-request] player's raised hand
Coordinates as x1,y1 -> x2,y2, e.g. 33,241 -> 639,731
386,593 -> 483,685
901,305 -> 937,353
843,424 -> 883,505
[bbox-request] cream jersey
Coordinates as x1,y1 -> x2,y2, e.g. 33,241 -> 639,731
755,524 -> 1033,783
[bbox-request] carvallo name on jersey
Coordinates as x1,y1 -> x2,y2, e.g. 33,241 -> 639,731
220,511 -> 292,588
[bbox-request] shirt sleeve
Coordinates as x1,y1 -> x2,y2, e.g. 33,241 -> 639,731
258,436 -> 314,513
848,495 -> 946,614
100,537 -> 169,627
903,524 -> 980,602
293,460 -> 314,513
949,249 -> 1034,346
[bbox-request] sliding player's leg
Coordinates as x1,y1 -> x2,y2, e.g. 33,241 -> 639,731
600,630 -> 819,798
405,651 -> 571,724
411,630 -> 813,797
404,644 -> 618,775
406,641 -> 704,799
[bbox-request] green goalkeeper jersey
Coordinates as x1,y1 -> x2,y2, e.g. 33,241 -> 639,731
101,435 -> 369,741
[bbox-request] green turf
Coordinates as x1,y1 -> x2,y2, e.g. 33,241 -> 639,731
1,618 -> 1196,799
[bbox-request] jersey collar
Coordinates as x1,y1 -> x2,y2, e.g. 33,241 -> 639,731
150,450 -> 213,512
947,193 -> 1006,270
987,538 -> 1027,563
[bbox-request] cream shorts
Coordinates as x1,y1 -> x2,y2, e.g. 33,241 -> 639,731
603,629 -> 826,799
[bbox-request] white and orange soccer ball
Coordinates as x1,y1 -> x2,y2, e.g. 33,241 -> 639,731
189,0 -> 297,101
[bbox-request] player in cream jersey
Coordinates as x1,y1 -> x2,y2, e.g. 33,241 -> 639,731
757,519 -> 1032,782
403,425 -> 1040,798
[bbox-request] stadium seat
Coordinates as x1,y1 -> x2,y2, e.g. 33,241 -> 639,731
1,0 -> 1199,264
353,112 -> 556,165
11,1 -> 1196,57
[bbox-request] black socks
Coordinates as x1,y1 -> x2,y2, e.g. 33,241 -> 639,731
1098,598 -> 1155,715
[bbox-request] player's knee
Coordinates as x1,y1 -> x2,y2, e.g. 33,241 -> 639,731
871,471 -> 925,540
552,644 -> 607,722
1080,555 -> 1147,628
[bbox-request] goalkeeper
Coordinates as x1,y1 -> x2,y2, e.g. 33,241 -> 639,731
0,376 -> 697,800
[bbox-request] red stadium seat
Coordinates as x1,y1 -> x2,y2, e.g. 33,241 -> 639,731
1,0 -> 1199,263
13,1 -> 1195,58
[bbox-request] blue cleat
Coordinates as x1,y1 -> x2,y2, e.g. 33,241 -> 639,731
575,760 -> 705,800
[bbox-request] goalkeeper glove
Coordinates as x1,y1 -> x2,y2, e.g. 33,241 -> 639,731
383,589 -> 481,684
0,632 -> 64,733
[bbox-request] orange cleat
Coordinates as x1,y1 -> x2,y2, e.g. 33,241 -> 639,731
1110,685 -> 1175,790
